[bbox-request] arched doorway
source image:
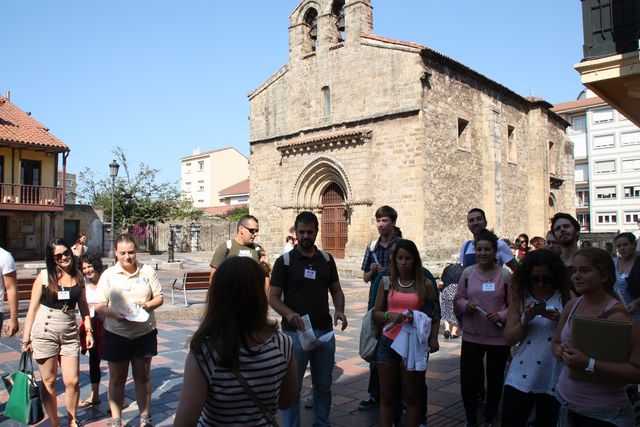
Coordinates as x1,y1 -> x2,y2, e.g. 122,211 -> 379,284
321,183 -> 348,259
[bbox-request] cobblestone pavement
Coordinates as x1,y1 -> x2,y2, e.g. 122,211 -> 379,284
0,254 -> 466,426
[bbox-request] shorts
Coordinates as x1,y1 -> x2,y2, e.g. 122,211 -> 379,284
31,306 -> 80,359
102,329 -> 158,362
376,334 -> 401,364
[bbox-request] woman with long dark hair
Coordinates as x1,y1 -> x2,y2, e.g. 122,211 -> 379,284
553,247 -> 640,426
454,230 -> 512,427
21,239 -> 94,427
71,233 -> 88,258
175,256 -> 297,426
614,232 -> 640,325
373,239 -> 440,427
501,249 -> 572,426
78,252 -> 106,407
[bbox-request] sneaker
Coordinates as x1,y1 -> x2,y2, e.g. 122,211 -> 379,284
303,392 -> 313,408
358,397 -> 378,410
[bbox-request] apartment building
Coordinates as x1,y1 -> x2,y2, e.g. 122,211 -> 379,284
180,147 -> 248,208
553,90 -> 640,234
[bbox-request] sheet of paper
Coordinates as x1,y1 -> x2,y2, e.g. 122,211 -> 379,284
125,303 -> 149,322
297,314 -> 334,351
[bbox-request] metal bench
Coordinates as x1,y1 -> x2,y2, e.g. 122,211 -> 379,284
171,271 -> 210,307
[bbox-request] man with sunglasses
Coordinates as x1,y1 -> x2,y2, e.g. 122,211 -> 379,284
209,215 -> 270,281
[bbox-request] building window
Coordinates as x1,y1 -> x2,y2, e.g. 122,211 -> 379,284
507,125 -> 516,163
571,115 -> 587,133
622,159 -> 640,172
595,186 -> 617,199
575,190 -> 590,207
185,182 -> 191,186
596,212 -> 618,224
322,86 -> 331,117
197,199 -> 204,203
577,213 -> 590,231
593,134 -> 615,149
625,212 -> 640,224
592,108 -> 614,124
185,162 -> 191,167
0,155 -> 4,183
198,160 -> 204,171
621,131 -> 640,146
549,141 -> 558,172
198,186 -> 204,192
594,160 -> 615,174
624,185 -> 640,198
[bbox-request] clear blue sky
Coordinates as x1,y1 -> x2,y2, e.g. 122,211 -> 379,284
4,1 -> 584,187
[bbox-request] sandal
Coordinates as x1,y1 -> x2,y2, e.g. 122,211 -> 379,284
140,414 -> 153,427
108,418 -> 123,427
78,398 -> 101,408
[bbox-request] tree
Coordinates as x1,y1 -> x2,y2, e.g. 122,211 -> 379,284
216,206 -> 249,222
78,147 -> 201,228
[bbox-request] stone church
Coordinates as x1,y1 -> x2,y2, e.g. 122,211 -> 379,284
248,0 -> 574,262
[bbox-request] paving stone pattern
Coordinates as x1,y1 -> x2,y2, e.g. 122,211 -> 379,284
0,254 -> 469,426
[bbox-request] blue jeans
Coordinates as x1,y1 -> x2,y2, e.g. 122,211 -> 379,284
282,329 -> 336,427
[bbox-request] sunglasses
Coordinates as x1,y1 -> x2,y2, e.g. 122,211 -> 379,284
243,226 -> 259,235
529,275 -> 553,285
53,249 -> 71,261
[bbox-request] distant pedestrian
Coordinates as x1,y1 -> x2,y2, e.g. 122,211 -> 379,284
460,208 -> 518,271
551,212 -> 580,268
530,236 -> 546,250
515,233 -> 530,262
71,233 -> 88,258
283,235 -> 295,254
175,257 -> 297,426
439,262 -> 463,339
613,232 -> 640,324
545,230 -> 561,255
209,215 -> 270,283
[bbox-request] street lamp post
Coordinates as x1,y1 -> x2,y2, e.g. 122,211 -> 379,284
109,160 -> 120,257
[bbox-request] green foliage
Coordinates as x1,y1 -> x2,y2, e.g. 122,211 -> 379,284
78,147 -> 202,227
216,206 -> 249,222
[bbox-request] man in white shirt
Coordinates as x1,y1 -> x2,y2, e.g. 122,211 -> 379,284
459,208 -> 518,271
0,246 -> 19,336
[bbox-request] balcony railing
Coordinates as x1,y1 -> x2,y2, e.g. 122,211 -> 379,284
0,184 -> 65,211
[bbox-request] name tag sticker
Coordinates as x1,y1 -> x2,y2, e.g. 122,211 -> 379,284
238,249 -> 252,257
118,282 -> 131,291
304,269 -> 316,280
482,282 -> 495,292
57,291 -> 70,300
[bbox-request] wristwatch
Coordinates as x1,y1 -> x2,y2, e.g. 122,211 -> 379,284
585,357 -> 596,374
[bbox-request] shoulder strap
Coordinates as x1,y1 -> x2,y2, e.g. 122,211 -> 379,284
369,240 -> 377,252
463,240 -> 472,255
382,276 -> 391,291
226,240 -> 232,250
283,252 -> 290,266
318,250 -> 330,262
232,368 -> 280,427
599,307 -> 630,319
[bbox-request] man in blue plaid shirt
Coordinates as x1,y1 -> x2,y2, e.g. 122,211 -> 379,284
359,205 -> 399,410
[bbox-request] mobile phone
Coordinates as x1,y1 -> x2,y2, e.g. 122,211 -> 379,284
533,300 -> 546,315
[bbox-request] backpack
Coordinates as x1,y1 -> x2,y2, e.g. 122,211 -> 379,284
359,277 -> 391,362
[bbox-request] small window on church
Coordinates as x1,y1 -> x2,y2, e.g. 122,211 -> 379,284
322,86 -> 331,117
304,8 -> 318,52
507,125 -> 516,163
332,0 -> 346,42
457,118 -> 470,150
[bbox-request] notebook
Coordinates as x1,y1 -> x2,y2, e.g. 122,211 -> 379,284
570,314 -> 633,384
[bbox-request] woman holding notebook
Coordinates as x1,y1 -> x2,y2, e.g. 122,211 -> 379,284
552,247 -> 640,426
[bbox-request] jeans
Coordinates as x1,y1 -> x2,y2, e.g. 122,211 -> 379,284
282,329 -> 336,427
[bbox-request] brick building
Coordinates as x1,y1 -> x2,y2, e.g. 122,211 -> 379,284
248,0 -> 575,261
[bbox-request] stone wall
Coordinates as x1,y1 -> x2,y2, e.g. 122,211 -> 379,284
154,217 -> 240,253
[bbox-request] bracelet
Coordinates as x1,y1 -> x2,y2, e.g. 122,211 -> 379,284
384,311 -> 389,322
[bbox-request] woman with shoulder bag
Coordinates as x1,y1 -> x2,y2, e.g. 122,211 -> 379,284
175,256 -> 297,426
21,239 -> 94,427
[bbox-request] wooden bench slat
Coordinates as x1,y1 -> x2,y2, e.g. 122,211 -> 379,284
171,271 -> 210,307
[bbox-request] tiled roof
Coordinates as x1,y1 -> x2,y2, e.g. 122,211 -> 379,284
219,178 -> 249,196
277,128 -> 371,150
0,97 -> 69,152
551,97 -> 606,113
202,204 -> 248,216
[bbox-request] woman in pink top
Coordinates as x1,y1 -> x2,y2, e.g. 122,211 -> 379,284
552,248 -> 640,426
454,230 -> 512,426
373,239 -> 439,427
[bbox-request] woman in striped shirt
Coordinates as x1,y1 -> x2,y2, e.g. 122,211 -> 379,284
176,257 -> 297,426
